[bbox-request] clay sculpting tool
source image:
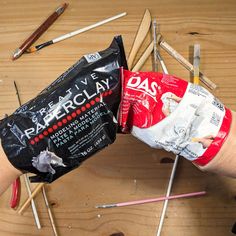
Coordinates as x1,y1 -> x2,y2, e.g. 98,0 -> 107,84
128,9 -> 151,69
132,41 -> 154,72
158,34 -> 216,90
132,34 -> 162,72
27,12 -> 127,53
152,19 -> 158,72
96,191 -> 206,208
12,3 -> 68,60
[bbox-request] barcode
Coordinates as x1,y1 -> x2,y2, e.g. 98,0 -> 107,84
210,112 -> 220,126
212,98 -> 224,111
84,52 -> 102,63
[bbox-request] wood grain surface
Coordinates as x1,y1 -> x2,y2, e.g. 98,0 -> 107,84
1,0 -> 236,235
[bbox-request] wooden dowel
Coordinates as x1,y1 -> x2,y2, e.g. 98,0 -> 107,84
132,41 -> 154,72
23,174 -> 41,229
42,186 -> 58,236
18,183 -> 44,214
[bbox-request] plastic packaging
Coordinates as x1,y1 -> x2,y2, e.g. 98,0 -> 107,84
0,36 -> 127,182
119,69 -> 231,166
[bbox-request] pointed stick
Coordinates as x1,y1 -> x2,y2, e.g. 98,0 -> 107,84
42,186 -> 58,236
14,81 -> 41,228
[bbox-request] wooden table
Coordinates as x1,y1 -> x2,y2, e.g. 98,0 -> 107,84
1,0 -> 236,235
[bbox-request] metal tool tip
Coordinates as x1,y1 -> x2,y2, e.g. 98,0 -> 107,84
12,48 -> 22,61
95,204 -> 116,209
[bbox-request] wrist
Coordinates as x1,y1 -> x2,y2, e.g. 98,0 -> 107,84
0,142 -> 21,195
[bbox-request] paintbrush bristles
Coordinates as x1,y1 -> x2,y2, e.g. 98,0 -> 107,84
12,3 -> 68,60
194,44 -> 200,67
193,44 -> 200,83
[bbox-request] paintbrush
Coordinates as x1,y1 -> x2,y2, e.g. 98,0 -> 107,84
158,34 -> 216,90
193,44 -> 200,84
12,3 -> 68,60
96,191 -> 206,208
27,12 -> 127,53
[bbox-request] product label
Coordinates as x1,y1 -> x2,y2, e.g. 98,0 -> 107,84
84,52 -> 102,63
0,36 -> 127,183
119,69 -> 231,165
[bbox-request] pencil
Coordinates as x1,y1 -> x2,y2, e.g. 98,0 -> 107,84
12,3 -> 68,60
27,12 -> 127,53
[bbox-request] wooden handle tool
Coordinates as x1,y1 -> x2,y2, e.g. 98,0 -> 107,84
159,35 -> 217,90
132,41 -> 154,72
128,9 -> 151,69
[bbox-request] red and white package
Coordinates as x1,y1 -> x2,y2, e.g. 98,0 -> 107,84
119,69 -> 232,166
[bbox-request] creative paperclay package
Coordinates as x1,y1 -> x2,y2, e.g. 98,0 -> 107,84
0,36 -> 127,183
119,69 -> 232,166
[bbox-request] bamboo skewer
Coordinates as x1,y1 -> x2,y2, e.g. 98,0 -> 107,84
128,9 -> 151,69
13,81 -> 41,228
23,175 -> 42,229
42,186 -> 58,236
18,183 -> 45,214
156,155 -> 179,236
14,82 -> 57,234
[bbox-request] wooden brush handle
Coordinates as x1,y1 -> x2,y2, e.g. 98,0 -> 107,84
132,41 -> 154,72
18,3 -> 68,53
128,9 -> 151,69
